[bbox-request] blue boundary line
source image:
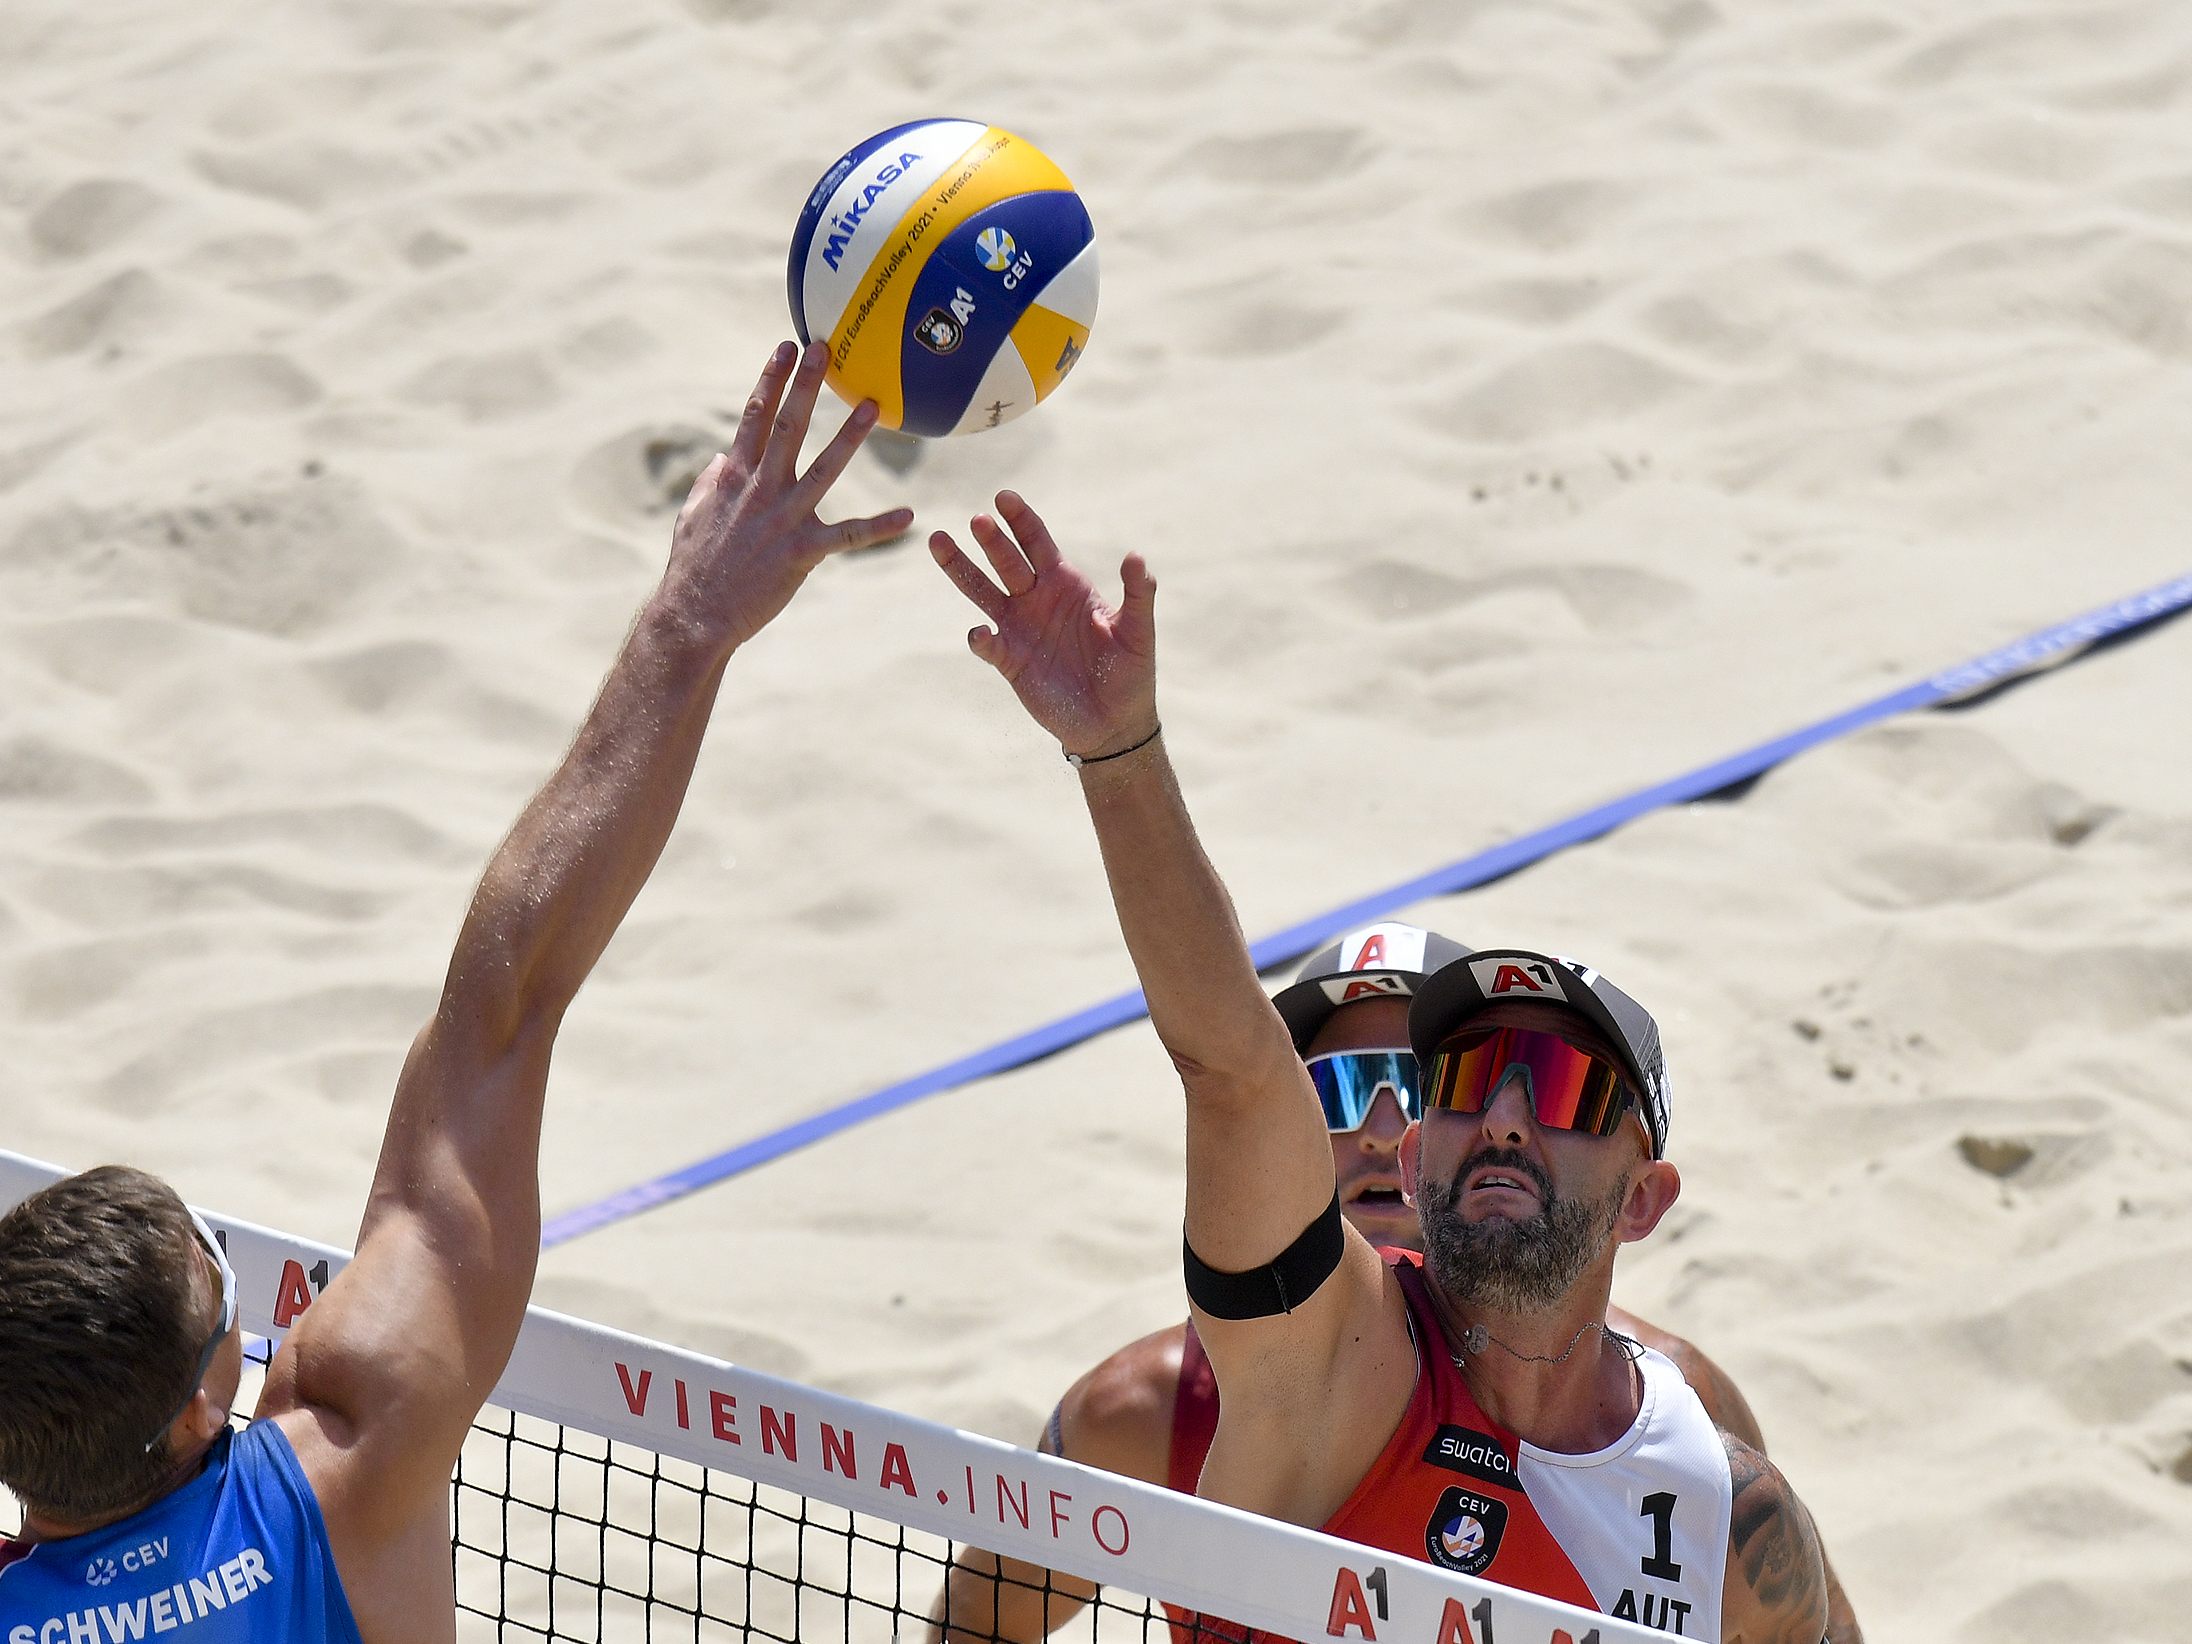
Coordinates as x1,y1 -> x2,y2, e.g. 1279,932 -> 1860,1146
542,570 -> 2192,1247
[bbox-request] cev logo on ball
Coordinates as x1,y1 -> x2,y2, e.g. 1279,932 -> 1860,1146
975,227 -> 1018,273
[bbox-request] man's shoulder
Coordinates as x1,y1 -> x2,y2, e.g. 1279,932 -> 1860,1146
1721,1432 -> 1828,1644
1051,1322 -> 1190,1482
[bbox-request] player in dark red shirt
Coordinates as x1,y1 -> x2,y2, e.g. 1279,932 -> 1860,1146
931,496 -> 1837,1644
928,927 -> 1859,1642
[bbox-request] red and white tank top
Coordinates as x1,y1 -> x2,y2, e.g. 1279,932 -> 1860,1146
1180,1252 -> 1731,1642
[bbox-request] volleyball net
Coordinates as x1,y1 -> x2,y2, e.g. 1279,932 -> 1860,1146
0,1152 -> 1652,1643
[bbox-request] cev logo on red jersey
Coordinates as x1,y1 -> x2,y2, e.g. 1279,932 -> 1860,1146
1468,957 -> 1570,1003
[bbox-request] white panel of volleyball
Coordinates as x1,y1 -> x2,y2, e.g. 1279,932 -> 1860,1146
0,1150 -> 1655,1644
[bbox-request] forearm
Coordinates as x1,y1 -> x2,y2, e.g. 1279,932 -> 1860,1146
1075,743 -> 1293,1095
1077,742 -> 1335,1269
464,584 -> 734,1026
928,1548 -> 1092,1643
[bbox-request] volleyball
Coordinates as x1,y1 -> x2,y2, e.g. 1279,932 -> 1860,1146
788,120 -> 1098,438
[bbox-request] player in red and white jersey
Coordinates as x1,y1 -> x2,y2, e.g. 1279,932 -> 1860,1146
930,498 -> 1834,1644
929,927 -> 1860,1643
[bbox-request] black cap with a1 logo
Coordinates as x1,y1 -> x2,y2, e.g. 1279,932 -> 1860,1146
1270,922 -> 1473,1053
1408,949 -> 1672,1158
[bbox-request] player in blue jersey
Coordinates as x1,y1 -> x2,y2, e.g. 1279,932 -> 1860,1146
0,341 -> 909,1644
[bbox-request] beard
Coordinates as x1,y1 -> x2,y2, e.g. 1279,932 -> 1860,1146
1416,1149 -> 1629,1314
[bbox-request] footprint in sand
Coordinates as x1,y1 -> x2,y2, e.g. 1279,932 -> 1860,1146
12,932 -> 211,1022
571,422 -> 724,521
3,473 -> 402,637
1189,275 -> 1347,356
401,348 -> 562,422
27,177 -> 162,259
1887,11 -> 2145,91
0,734 -> 153,807
191,143 -> 403,213
124,353 -> 321,437
19,268 -> 165,359
71,803 -> 459,868
307,638 -> 569,744
1439,343 -> 1691,443
1468,178 -> 1634,254
1176,127 -> 1376,187
1321,561 -> 1689,663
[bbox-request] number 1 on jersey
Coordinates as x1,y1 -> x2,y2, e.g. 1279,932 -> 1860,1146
1639,1491 -> 1682,1582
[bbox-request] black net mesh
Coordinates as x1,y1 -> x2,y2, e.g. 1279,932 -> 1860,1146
4,1398 -> 1204,1642
449,1404 -> 1198,1640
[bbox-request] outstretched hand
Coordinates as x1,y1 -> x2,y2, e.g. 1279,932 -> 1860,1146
928,494 -> 1158,761
669,340 -> 914,651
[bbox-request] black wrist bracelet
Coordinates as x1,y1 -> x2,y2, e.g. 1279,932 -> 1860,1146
1064,723 -> 1161,767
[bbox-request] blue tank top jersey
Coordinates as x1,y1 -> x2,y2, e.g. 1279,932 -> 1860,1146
0,1422 -> 363,1644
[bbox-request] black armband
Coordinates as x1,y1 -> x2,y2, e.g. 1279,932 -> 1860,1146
1183,1188 -> 1345,1320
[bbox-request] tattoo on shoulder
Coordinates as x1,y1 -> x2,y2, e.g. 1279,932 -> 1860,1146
1725,1434 -> 1827,1644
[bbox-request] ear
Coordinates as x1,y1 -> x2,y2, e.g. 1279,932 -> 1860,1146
1398,1119 -> 1424,1202
1615,1159 -> 1681,1244
183,1386 -> 231,1448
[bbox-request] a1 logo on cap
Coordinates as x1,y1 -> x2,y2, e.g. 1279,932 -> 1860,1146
1323,973 -> 1408,1005
1316,924 -> 1435,1006
1342,924 -> 1428,975
1469,955 -> 1569,1002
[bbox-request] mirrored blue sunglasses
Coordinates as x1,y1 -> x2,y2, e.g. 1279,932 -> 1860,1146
1304,1050 -> 1423,1132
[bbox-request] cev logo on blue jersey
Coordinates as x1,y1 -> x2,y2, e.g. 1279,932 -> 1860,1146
85,1539 -> 166,1585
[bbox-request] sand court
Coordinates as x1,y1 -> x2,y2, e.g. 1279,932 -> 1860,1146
6,2 -> 2192,1638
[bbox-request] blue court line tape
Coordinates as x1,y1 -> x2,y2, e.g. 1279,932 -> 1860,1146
542,569 -> 2192,1248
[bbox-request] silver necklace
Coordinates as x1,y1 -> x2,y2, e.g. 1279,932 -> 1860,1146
1451,1319 -> 1641,1367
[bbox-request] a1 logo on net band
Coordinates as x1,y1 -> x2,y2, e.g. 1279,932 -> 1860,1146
1423,1484 -> 1507,1577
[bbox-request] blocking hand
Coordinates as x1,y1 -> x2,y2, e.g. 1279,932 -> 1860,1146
669,340 -> 914,651
928,493 -> 1158,761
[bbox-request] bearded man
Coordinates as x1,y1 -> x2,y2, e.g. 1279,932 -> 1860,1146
929,493 -> 1830,1643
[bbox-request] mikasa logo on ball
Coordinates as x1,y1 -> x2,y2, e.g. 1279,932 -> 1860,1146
820,149 -> 921,272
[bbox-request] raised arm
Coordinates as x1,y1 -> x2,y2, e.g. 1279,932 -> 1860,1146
256,342 -> 910,1628
928,499 -> 1408,1521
